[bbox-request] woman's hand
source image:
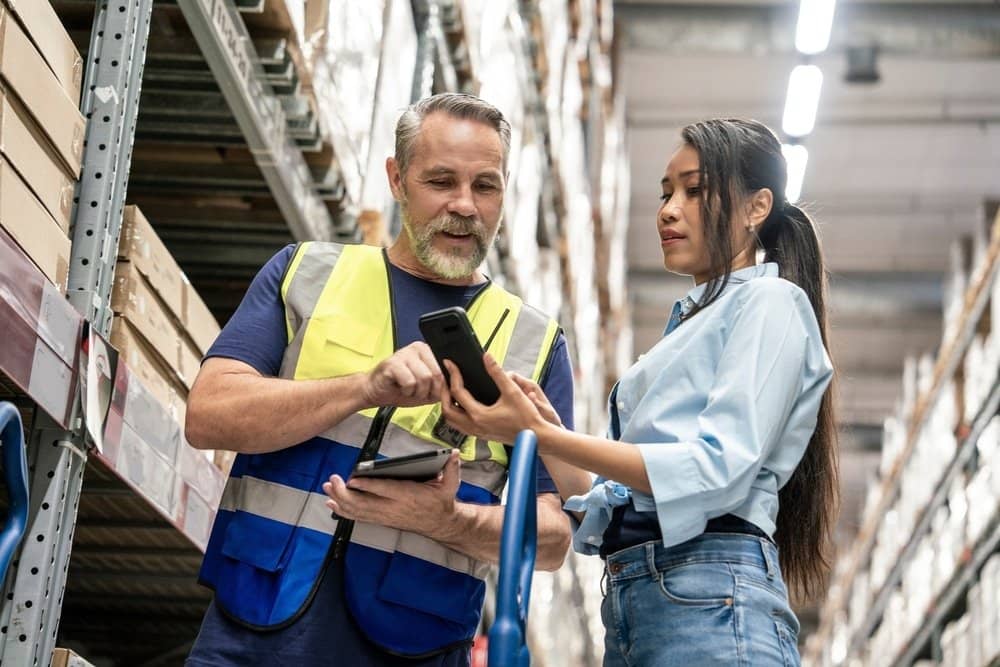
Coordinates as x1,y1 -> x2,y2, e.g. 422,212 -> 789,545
511,374 -> 562,428
440,354 -> 550,444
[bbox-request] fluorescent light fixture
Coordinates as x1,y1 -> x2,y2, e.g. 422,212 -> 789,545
795,0 -> 837,55
782,144 -> 809,203
782,65 -> 823,137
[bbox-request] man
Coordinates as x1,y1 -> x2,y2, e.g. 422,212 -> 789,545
184,93 -> 574,666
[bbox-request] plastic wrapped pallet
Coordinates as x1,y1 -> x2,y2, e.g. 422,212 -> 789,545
358,0 -> 416,228
981,553 -> 1000,661
943,237 -> 971,343
308,0 -> 388,208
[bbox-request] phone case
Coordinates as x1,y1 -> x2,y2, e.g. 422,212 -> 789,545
419,307 -> 501,405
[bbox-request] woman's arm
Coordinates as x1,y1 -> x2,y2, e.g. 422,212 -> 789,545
441,357 -> 653,494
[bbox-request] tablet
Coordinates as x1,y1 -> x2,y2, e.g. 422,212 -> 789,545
352,448 -> 453,482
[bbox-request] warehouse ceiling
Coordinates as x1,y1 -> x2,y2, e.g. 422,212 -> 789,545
615,0 -> 1000,615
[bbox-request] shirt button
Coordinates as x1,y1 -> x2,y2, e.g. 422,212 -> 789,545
617,400 -> 625,410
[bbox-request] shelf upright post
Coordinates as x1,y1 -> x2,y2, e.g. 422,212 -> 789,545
0,415 -> 87,666
428,1 -> 458,93
68,0 -> 155,338
410,0 -> 436,101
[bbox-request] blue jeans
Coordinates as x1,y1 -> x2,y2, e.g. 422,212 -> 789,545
600,534 -> 800,667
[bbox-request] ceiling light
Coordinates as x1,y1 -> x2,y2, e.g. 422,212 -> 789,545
782,65 -> 824,138
795,0 -> 837,55
782,144 -> 808,203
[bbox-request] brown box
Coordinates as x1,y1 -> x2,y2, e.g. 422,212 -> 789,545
111,261 -> 182,381
110,317 -> 187,420
51,648 -> 95,667
183,278 -> 221,355
1,0 -> 83,104
0,7 -> 84,177
177,334 -> 201,391
0,155 -> 68,290
0,90 -> 73,232
119,206 -> 186,323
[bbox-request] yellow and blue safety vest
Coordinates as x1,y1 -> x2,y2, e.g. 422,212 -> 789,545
198,242 -> 560,655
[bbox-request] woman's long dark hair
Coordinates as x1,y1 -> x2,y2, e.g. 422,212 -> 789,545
681,118 -> 838,600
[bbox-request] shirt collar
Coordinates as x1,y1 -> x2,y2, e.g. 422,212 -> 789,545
677,263 -> 779,317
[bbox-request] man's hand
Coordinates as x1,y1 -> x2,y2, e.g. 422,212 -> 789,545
323,450 -> 462,534
362,342 -> 445,408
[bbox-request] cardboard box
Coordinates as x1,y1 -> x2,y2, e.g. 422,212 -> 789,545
1,0 -> 82,104
51,648 -> 95,667
177,334 -> 201,390
110,317 -> 187,420
111,261 -> 182,380
0,155 -> 68,290
0,90 -> 73,232
183,278 -> 221,355
0,7 -> 84,177
119,206 -> 186,322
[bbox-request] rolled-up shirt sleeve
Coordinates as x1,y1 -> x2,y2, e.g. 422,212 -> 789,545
637,281 -> 820,545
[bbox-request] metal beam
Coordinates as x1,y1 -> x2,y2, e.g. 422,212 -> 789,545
175,0 -> 342,240
617,3 -> 1000,59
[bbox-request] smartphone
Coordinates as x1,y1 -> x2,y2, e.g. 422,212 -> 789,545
419,307 -> 501,405
351,448 -> 453,482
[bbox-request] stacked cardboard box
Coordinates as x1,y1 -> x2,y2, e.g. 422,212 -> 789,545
111,206 -> 226,473
0,2 -> 83,292
112,205 -> 220,397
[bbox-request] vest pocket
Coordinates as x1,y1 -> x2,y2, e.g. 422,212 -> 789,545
219,470 -> 314,572
377,550 -> 483,626
317,316 -> 382,377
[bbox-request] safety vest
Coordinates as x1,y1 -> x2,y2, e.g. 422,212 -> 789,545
198,242 -> 560,656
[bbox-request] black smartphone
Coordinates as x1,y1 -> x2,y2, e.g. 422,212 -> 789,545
419,306 -> 501,405
352,448 -> 452,482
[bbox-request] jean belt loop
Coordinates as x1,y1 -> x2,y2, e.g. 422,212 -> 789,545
645,542 -> 658,581
760,538 -> 777,580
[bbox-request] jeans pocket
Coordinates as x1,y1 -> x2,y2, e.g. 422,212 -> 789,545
656,561 -> 735,607
775,620 -> 801,667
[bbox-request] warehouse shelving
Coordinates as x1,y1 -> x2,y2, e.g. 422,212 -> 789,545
807,210 -> 1000,667
1,0 -> 353,663
847,375 -> 1000,660
1,1 -> 628,665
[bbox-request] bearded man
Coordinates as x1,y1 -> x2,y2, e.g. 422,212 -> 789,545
184,93 -> 574,667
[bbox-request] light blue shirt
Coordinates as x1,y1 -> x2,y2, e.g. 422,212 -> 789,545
565,263 -> 833,554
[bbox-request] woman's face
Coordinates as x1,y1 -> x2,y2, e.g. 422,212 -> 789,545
657,144 -> 759,284
657,144 -> 712,281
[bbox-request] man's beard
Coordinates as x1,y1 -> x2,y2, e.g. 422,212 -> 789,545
400,201 -> 493,279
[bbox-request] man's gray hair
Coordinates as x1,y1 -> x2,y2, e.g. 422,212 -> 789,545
394,93 -> 511,177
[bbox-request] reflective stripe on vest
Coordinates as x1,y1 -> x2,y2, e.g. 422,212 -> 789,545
199,242 -> 559,654
219,476 -> 489,580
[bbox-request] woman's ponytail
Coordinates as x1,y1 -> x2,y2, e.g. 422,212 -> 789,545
759,203 -> 839,601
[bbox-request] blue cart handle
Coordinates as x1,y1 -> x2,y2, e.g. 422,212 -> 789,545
0,402 -> 29,585
489,430 -> 538,667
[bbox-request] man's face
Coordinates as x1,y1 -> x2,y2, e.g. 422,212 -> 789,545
389,112 -> 506,280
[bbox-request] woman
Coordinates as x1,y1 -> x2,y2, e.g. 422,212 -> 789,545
441,118 -> 837,666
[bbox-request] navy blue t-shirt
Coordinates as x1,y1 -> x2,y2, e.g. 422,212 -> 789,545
188,245 -> 574,666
